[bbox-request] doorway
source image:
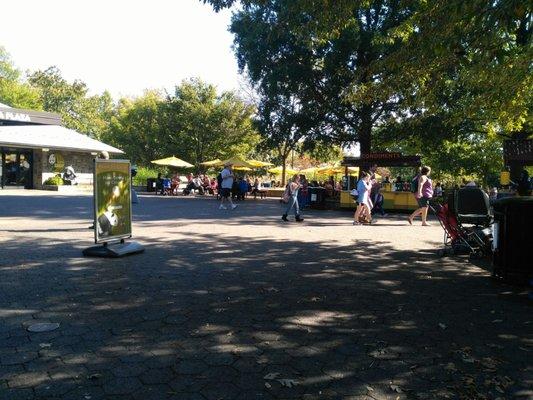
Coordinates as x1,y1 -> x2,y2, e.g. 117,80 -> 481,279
0,150 -> 33,189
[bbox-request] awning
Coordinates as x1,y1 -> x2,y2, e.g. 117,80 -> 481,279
0,125 -> 123,154
342,153 -> 420,167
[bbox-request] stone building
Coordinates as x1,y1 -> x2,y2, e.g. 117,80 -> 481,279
0,103 -> 122,189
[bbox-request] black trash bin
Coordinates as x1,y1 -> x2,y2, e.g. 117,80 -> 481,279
146,178 -> 157,192
309,187 -> 326,209
492,196 -> 533,284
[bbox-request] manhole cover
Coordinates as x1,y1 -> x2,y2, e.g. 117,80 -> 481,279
27,323 -> 60,333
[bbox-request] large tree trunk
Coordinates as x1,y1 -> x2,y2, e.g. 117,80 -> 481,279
358,104 -> 373,176
281,155 -> 287,186
359,104 -> 372,155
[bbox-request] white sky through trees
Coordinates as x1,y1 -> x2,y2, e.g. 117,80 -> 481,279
0,0 -> 240,98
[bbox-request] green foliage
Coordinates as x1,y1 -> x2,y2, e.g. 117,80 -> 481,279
0,46 -> 42,109
104,90 -> 165,166
43,175 -> 64,186
28,67 -> 113,139
204,0 -> 531,180
379,0 -> 532,136
132,166 -> 163,187
165,79 -> 260,167
227,0 -> 423,158
104,79 -> 260,168
302,142 -> 344,165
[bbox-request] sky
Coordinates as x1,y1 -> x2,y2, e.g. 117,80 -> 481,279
0,0 -> 241,98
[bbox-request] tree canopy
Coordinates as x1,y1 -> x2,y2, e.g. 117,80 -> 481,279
0,46 -> 42,109
104,79 -> 260,167
204,0 -> 532,179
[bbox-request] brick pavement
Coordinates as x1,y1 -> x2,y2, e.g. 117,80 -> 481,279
0,191 -> 531,399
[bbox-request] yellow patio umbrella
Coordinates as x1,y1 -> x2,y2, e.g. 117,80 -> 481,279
316,166 -> 342,175
200,159 -> 221,167
299,167 -> 320,174
316,166 -> 360,176
268,166 -> 298,175
218,157 -> 253,168
233,166 -> 253,171
247,159 -> 274,168
348,167 -> 360,176
151,156 -> 194,168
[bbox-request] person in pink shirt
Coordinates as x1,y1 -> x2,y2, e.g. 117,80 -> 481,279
408,166 -> 434,226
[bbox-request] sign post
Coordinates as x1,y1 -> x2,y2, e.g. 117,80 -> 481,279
83,159 -> 144,257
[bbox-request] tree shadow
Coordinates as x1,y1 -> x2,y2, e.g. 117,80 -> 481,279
0,226 -> 531,399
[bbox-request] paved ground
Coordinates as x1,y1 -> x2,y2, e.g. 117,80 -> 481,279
0,190 -> 531,400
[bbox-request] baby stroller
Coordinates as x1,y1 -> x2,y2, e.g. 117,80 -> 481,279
431,188 -> 492,258
161,178 -> 172,195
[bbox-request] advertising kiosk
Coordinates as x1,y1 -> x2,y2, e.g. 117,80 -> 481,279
83,159 -> 144,257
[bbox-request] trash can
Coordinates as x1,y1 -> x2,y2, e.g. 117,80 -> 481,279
309,187 -> 326,209
492,197 -> 533,284
146,178 -> 157,192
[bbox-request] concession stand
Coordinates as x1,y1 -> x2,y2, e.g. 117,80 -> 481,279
340,152 -> 421,211
502,139 -> 533,187
0,103 -> 122,189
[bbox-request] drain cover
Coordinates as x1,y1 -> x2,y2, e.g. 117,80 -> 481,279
27,323 -> 60,333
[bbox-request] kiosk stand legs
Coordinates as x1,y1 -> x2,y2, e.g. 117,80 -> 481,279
83,239 -> 144,258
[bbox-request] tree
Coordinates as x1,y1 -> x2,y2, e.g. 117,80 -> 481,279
28,67 -> 114,139
0,46 -> 42,109
106,80 -> 260,168
213,0 -> 421,160
164,79 -> 260,168
204,0 -> 531,179
256,93 -> 312,184
379,0 -> 532,137
104,90 -> 166,166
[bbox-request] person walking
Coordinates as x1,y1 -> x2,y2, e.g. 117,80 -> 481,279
298,175 -> 309,209
371,186 -> 387,217
219,162 -> 237,210
408,165 -> 433,226
282,174 -> 304,222
353,172 -> 372,225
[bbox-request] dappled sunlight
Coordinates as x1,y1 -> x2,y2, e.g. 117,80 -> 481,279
0,192 -> 531,398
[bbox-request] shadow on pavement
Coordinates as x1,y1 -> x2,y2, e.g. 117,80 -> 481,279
0,227 -> 531,399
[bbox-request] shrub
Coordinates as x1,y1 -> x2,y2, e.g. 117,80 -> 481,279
133,166 -> 164,186
43,175 -> 64,186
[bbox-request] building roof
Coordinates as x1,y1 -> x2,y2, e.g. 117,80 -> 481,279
0,125 -> 123,154
0,106 -> 62,125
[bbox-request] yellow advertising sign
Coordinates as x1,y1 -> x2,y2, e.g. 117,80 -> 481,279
93,159 -> 132,243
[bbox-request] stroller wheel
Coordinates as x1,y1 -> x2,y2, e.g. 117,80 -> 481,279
437,249 -> 445,257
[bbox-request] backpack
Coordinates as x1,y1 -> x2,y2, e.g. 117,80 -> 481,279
410,175 -> 419,193
281,184 -> 291,203
350,188 -> 359,200
216,173 -> 223,189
